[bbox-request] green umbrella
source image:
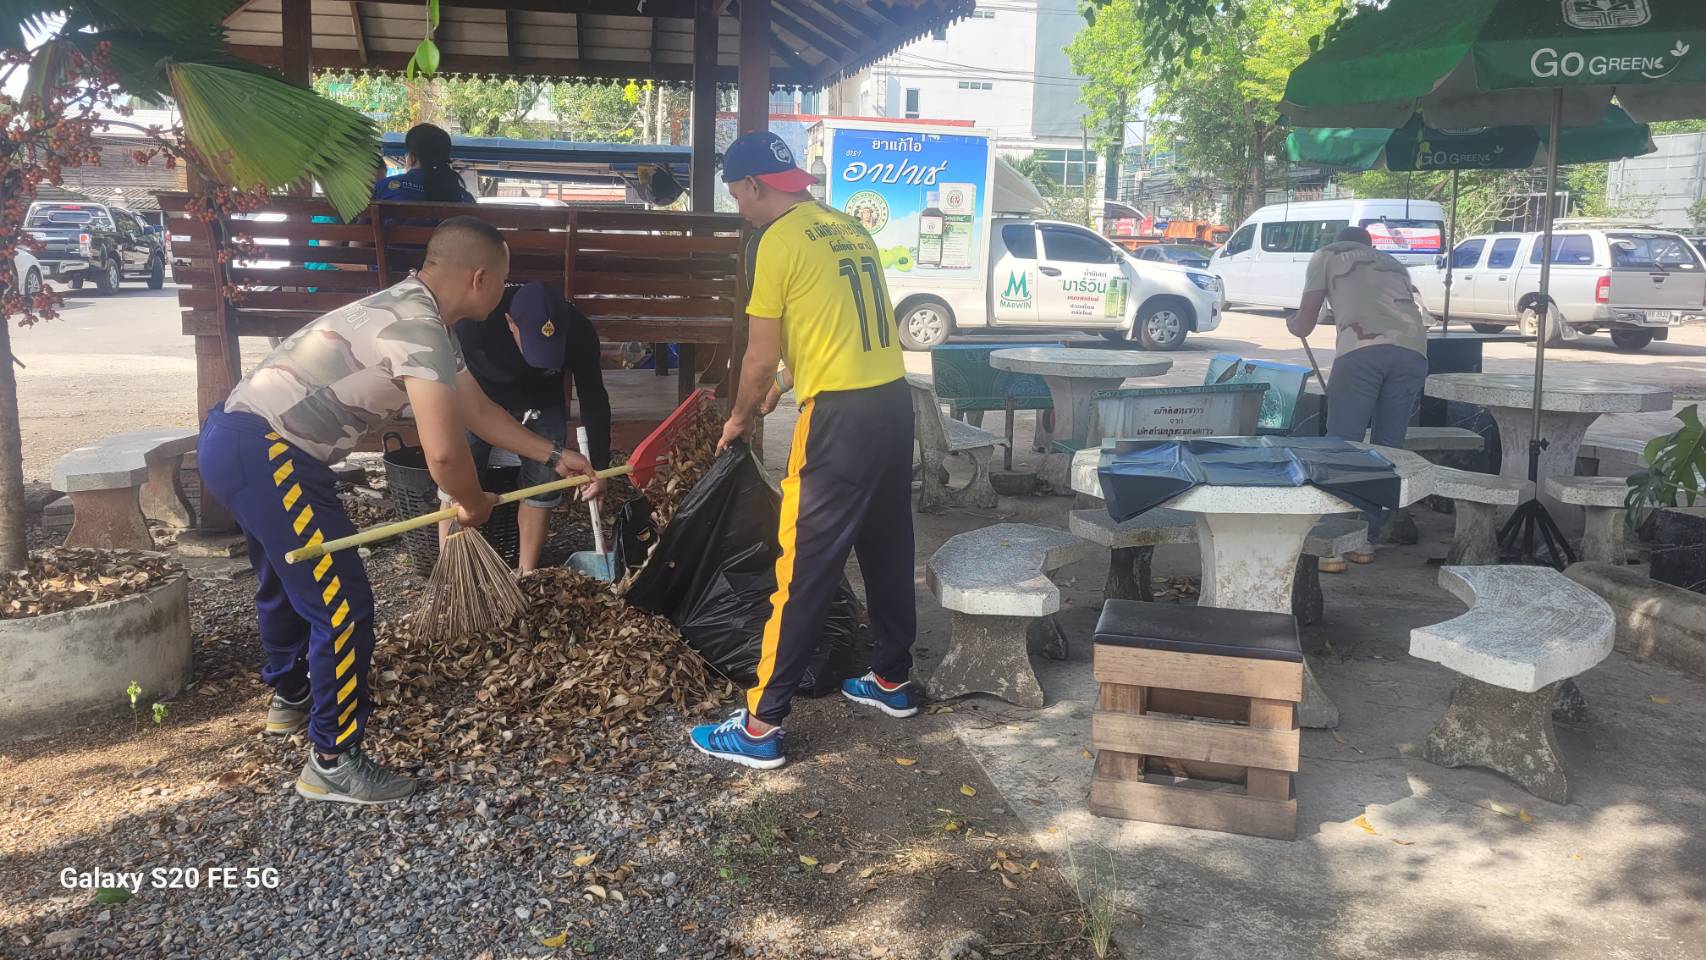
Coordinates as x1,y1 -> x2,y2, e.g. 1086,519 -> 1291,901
1280,0 -> 1706,567
1281,0 -> 1706,129
1283,107 -> 1655,171
1284,107 -> 1655,329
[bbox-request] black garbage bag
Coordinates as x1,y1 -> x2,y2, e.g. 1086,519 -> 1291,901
1098,436 -> 1403,523
622,444 -> 868,695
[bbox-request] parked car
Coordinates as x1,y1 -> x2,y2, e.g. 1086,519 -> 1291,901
1135,243 -> 1213,269
1409,223 -> 1706,351
888,217 -> 1224,351
5,248 -> 44,303
24,201 -> 166,294
1210,197 -> 1447,310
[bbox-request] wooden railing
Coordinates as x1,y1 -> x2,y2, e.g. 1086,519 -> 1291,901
161,194 -> 749,419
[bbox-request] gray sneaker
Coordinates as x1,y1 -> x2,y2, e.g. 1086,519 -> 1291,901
295,747 -> 416,805
265,690 -> 311,735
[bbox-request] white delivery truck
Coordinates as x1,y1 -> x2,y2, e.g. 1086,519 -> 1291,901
1210,198 -> 1447,311
807,119 -> 1224,350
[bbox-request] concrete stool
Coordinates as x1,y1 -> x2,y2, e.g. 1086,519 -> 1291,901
908,376 -> 1003,514
1545,475 -> 1631,564
1089,600 -> 1303,840
1432,466 -> 1533,565
51,428 -> 198,551
1410,566 -> 1614,804
925,523 -> 1092,708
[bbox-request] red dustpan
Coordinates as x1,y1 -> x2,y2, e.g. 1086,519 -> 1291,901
627,387 -> 719,492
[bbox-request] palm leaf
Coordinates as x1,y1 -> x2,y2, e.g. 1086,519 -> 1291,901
0,2 -> 248,49
167,62 -> 379,220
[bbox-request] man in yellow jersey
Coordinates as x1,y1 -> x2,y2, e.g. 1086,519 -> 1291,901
690,132 -> 917,769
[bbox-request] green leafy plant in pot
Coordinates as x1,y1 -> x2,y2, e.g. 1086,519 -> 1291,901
1625,404 -> 1706,594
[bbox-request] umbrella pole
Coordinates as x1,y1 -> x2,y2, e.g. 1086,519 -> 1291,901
1497,88 -> 1576,569
1441,169 -> 1459,332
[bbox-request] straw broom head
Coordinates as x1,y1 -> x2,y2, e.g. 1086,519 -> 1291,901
414,529 -> 528,642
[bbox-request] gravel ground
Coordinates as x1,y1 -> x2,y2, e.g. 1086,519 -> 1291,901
2,499 -> 1113,960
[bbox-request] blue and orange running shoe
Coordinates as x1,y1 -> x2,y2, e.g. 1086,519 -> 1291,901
689,711 -> 786,769
841,672 -> 920,718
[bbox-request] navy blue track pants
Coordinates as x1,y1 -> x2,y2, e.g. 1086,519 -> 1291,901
197,406 -> 375,754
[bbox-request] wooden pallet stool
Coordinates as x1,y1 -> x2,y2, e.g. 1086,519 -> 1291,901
1088,599 -> 1304,840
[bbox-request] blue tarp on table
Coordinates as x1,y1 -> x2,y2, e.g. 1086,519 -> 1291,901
1096,437 -> 1403,523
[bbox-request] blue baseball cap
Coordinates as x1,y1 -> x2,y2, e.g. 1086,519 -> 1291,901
506,281 -> 566,370
721,131 -> 818,191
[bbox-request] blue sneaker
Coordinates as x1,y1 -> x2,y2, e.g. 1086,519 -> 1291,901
841,672 -> 920,718
689,711 -> 786,769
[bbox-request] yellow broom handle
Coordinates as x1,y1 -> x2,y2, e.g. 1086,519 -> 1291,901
284,464 -> 633,564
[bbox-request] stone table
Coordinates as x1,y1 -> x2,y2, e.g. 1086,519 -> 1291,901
1424,374 -> 1671,516
1071,442 -> 1435,728
990,347 -> 1172,493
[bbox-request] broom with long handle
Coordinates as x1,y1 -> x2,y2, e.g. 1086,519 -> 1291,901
283,465 -> 632,565
287,464 -> 632,642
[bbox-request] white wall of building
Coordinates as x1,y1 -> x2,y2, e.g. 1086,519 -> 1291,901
1607,132 -> 1706,229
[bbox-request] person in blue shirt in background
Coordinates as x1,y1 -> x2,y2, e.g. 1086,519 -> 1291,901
374,123 -> 474,203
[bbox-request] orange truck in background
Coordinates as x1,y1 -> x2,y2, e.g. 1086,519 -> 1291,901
1107,217 -> 1231,253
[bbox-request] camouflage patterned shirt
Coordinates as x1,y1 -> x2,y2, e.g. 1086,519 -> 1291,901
225,277 -> 465,463
1303,241 -> 1429,359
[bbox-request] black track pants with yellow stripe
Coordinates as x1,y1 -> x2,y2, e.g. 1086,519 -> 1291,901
748,378 -> 917,725
198,406 -> 376,755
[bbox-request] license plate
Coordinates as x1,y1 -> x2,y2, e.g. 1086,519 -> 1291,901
1648,310 -> 1675,324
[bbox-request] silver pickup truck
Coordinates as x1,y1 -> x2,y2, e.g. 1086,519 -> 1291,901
1409,224 -> 1706,351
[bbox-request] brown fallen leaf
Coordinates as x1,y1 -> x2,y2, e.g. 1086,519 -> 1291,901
1354,814 -> 1377,835
584,885 -> 608,900
960,784 -> 977,797
573,853 -> 598,868
858,867 -> 876,879
820,862 -> 843,875
999,874 -> 1019,890
539,931 -> 568,949
799,855 -> 819,867
802,810 -> 821,819
1391,839 -> 1415,846
895,757 -> 917,766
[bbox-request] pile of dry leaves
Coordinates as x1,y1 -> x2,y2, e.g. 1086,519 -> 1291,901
636,398 -> 722,529
0,548 -> 182,619
368,568 -> 734,771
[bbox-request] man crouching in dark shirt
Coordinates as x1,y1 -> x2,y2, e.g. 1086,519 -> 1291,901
446,280 -> 612,571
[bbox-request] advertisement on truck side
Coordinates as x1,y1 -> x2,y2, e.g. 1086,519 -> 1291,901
822,126 -> 991,283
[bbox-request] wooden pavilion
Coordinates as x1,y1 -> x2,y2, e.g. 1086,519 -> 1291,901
168,1 -> 972,527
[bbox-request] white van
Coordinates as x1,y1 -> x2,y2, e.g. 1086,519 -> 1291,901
1210,199 -> 1447,310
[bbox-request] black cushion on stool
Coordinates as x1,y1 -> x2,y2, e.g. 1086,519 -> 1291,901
1093,599 -> 1302,663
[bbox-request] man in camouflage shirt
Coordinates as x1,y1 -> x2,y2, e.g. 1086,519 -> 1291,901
198,217 -> 602,804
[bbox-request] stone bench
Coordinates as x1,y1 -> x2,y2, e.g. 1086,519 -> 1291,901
50,428 -> 199,551
1401,426 -> 1484,456
1068,509 -> 1366,625
1545,475 -> 1631,564
1410,565 -> 1614,803
1431,466 -> 1533,565
925,523 -> 1093,708
908,375 -> 1003,513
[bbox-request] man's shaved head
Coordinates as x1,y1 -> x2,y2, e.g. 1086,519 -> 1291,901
418,215 -> 510,322
425,216 -> 509,271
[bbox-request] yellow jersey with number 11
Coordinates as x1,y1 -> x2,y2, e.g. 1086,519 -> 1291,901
745,201 -> 905,402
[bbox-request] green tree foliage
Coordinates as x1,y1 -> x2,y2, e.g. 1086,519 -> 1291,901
1149,0 -> 1342,222
314,73 -> 412,131
441,78 -> 553,137
1078,0 -> 1244,68
314,74 -> 653,143
1066,0 -> 1147,156
549,81 -> 644,142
